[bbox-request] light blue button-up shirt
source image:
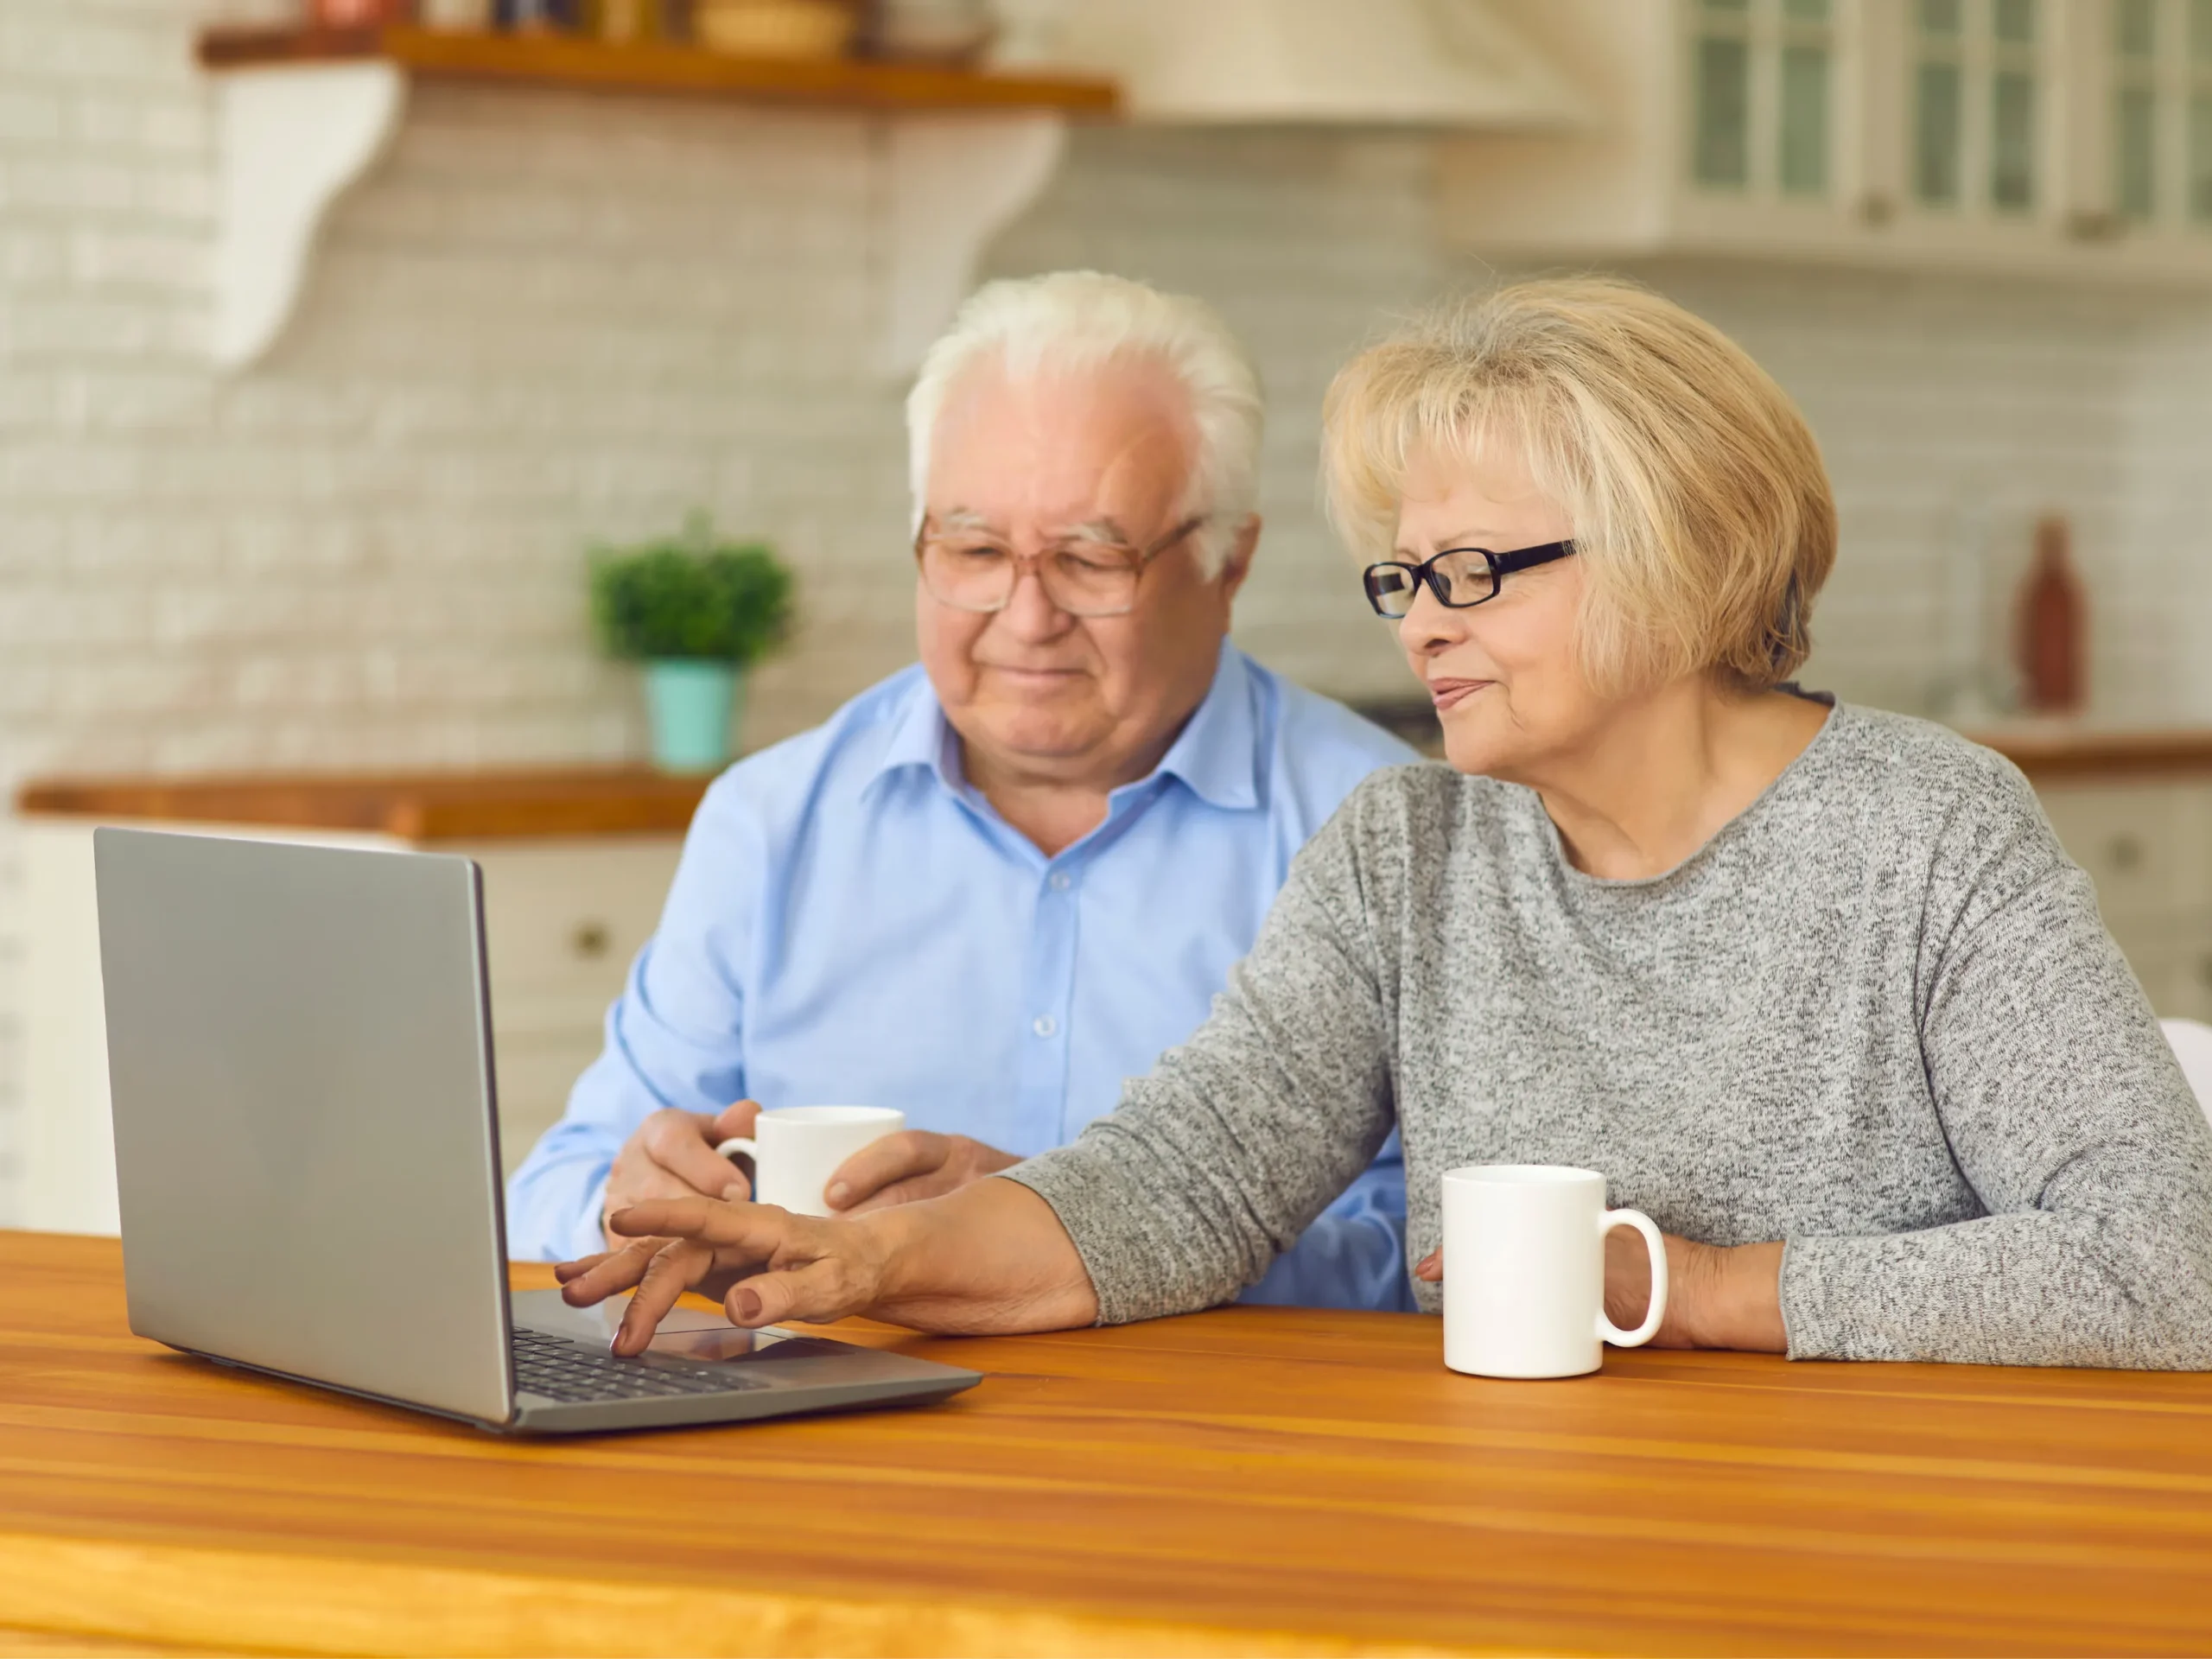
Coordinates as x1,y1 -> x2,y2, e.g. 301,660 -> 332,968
505,642 -> 1419,1310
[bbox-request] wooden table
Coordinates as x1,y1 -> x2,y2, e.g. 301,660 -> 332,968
3,1235 -> 2211,1656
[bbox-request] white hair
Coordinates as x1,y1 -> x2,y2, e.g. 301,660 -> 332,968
905,270 -> 1264,577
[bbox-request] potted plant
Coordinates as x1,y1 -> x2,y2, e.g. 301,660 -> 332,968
589,514 -> 795,772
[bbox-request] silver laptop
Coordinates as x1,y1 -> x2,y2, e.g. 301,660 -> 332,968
94,826 -> 981,1434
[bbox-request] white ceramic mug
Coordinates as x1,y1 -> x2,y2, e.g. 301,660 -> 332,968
1440,1164 -> 1668,1379
715,1106 -> 905,1218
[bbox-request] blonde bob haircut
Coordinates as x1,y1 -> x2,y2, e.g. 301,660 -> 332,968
1322,276 -> 1837,694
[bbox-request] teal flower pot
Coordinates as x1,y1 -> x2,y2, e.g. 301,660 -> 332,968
643,659 -> 743,773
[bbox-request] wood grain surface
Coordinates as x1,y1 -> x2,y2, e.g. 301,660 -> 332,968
1959,725 -> 2212,783
15,768 -> 712,842
2,1232 -> 2210,1656
194,25 -> 1121,115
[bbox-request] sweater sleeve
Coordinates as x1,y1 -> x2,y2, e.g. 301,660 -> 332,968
1001,788 -> 1402,1325
1780,779 -> 2212,1368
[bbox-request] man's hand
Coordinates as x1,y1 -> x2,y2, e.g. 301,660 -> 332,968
824,1130 -> 1023,1216
600,1099 -> 760,1250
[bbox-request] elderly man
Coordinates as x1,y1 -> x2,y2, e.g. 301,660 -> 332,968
506,270 -> 1418,1309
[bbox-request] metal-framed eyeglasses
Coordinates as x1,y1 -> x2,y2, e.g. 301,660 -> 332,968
1361,539 -> 1577,618
915,513 -> 1210,619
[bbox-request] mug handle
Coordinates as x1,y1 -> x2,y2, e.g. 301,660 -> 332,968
1596,1207 -> 1669,1348
714,1136 -> 757,1163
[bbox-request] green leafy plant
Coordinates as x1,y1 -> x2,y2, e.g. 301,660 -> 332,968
588,514 -> 795,664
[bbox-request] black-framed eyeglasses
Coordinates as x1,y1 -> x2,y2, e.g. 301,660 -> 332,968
1361,540 -> 1576,618
915,513 -> 1209,618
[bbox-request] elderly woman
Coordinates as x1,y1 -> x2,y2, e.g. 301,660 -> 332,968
562,278 -> 2212,1368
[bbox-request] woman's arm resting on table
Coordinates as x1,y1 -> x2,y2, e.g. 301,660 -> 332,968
1414,1234 -> 1788,1351
555,1176 -> 1098,1356
1659,1238 -> 1787,1351
1785,804 -> 2212,1368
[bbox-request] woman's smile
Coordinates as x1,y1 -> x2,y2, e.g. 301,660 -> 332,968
1427,676 -> 1491,712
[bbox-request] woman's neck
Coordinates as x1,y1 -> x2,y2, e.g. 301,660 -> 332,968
1528,679 -> 1830,881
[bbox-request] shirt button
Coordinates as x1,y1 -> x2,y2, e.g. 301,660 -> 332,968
1047,871 -> 1071,893
1032,1014 -> 1058,1039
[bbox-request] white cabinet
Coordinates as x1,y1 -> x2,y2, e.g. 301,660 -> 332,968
2035,776 -> 2212,1017
18,810 -> 683,1236
1442,0 -> 2212,283
470,839 -> 685,1168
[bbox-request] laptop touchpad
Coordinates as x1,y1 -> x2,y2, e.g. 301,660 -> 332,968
510,1287 -> 747,1345
644,1326 -> 846,1362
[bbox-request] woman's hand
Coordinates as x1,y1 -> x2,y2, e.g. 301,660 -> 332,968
1605,1231 -> 1786,1351
556,1198 -> 894,1356
1413,1233 -> 1787,1352
554,1178 -> 1101,1354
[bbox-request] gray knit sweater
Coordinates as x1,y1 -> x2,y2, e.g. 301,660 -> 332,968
1004,703 -> 2212,1367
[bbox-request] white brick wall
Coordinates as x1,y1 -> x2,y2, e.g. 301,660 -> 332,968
1611,259 -> 2212,721
2116,303 -> 2212,719
3,3 -> 2210,1220
987,128 -> 1446,699
2,4 -> 908,1219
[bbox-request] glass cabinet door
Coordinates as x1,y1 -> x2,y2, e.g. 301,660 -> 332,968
1672,0 -> 2212,254
1693,0 -> 1754,186
2105,0 -> 2212,234
1688,0 -> 1837,200
2113,0 -> 2158,221
1910,0 -> 2040,215
2196,0 -> 2212,223
1781,0 -> 1836,194
1915,0 -> 1966,204
1989,0 -> 2037,211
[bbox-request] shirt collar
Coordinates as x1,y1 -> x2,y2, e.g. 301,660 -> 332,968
862,639 -> 1260,812
1143,638 -> 1259,811
865,671 -> 964,796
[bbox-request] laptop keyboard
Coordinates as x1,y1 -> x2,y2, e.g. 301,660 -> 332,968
511,1327 -> 768,1404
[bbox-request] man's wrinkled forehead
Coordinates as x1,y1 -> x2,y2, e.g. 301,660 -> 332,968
926,358 -> 1193,495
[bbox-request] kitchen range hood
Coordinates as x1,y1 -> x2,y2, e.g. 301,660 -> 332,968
1046,0 -> 1586,129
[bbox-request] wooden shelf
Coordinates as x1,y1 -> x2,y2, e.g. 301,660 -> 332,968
1964,726 -> 2212,784
194,25 -> 1107,372
195,24 -> 1120,115
16,766 -> 715,842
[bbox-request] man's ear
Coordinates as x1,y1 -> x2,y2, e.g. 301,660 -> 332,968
1217,514 -> 1261,605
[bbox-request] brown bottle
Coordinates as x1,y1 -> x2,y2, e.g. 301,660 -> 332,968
2017,514 -> 2085,715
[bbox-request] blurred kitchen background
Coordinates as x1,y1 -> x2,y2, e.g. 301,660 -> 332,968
5,0 -> 2212,1230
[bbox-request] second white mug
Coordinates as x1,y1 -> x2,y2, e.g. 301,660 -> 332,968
715,1105 -> 905,1218
1440,1164 -> 1668,1379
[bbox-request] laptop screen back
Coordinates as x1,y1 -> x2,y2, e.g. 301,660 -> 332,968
95,828 -> 513,1424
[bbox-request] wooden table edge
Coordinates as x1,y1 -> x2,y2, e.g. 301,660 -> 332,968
0,1527 -> 1483,1659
